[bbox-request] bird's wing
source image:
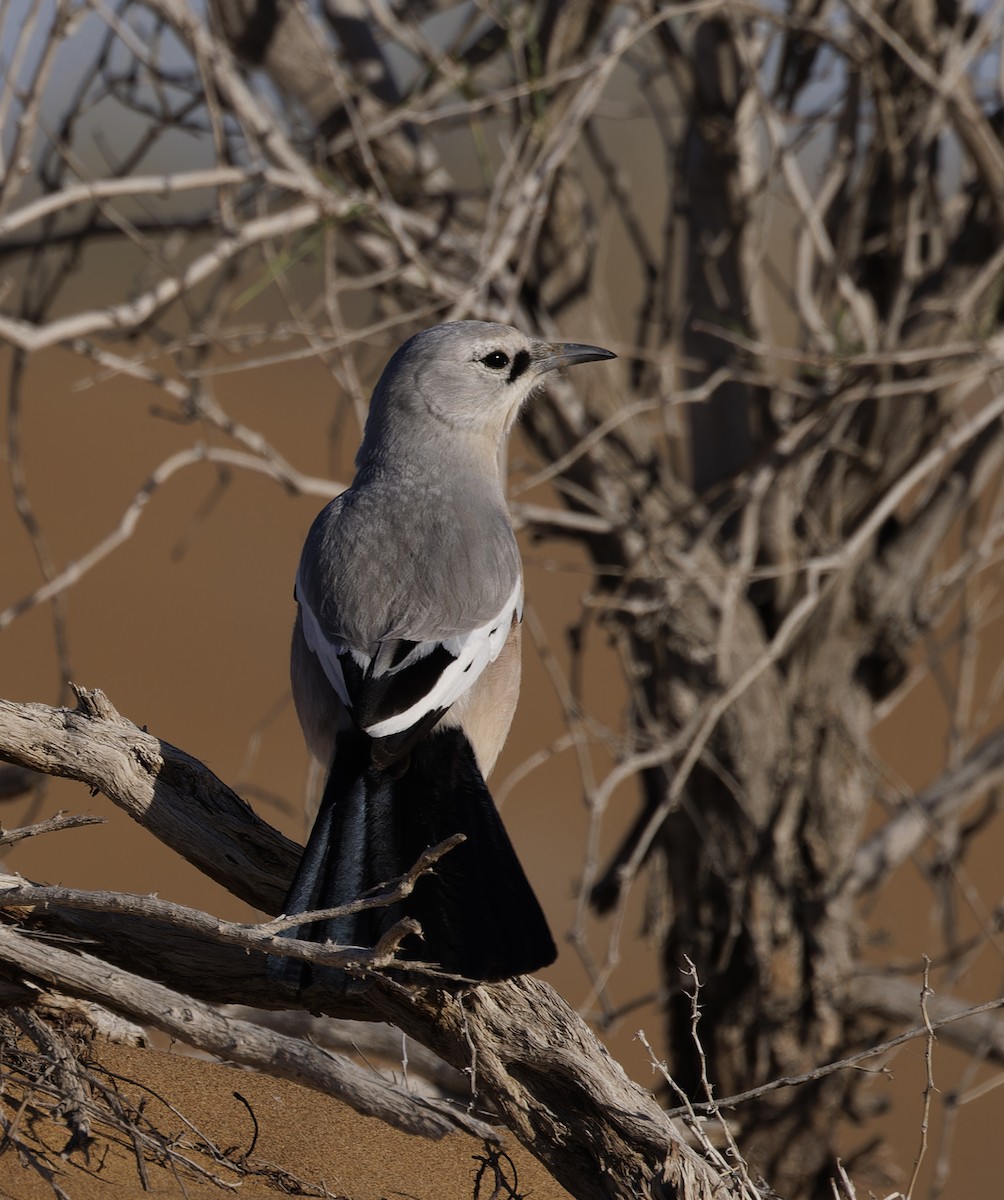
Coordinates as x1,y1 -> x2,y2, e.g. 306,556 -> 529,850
296,569 -> 523,741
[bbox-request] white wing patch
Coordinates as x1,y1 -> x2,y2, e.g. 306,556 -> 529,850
297,572 -> 523,740
297,582 -> 354,709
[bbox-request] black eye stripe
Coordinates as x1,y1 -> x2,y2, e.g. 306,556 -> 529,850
479,347 -> 531,382
507,349 -> 530,383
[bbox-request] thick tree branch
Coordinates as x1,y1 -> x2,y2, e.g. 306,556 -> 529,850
0,921 -> 489,1142
0,689 -> 742,1199
0,688 -> 298,912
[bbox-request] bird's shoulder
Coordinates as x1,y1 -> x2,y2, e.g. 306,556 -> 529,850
298,473 -> 519,647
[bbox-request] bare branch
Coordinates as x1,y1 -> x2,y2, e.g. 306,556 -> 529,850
0,688 -> 298,912
0,922 -> 489,1143
850,726 -> 1004,894
0,812 -> 105,847
0,448 -> 338,634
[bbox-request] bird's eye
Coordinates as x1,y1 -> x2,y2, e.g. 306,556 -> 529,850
481,351 -> 510,370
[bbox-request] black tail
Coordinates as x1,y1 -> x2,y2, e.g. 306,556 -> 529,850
271,727 -> 556,985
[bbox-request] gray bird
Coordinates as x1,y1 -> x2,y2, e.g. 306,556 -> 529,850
277,320 -> 615,983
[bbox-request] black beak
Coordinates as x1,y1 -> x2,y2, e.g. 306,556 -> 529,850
537,341 -> 617,373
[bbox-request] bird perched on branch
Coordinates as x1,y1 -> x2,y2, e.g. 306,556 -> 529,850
275,320 -> 615,984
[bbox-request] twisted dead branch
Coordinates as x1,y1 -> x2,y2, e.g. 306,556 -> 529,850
0,688 -> 742,1200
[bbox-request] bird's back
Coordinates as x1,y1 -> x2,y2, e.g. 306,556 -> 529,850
298,464 -> 521,654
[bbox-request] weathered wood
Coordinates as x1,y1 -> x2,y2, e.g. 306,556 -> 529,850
0,688 -> 298,911
0,921 -> 491,1142
0,690 -> 744,1200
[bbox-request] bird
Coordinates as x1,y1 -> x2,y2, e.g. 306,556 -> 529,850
274,320 -> 616,985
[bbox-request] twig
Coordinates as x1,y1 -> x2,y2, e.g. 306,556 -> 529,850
0,833 -> 467,976
666,988 -> 1004,1119
0,447 -> 337,633
682,958 -> 752,1181
904,957 -> 936,1200
0,812 -> 106,847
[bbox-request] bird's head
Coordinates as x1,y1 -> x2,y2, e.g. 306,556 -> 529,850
362,321 -> 616,455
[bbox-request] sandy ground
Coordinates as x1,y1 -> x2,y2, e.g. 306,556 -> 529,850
0,1035 -> 573,1200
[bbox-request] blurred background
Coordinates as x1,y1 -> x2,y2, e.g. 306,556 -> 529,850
2,1 -> 1004,1196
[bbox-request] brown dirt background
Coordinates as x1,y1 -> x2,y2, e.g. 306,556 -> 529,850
2,1037 -> 573,1199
